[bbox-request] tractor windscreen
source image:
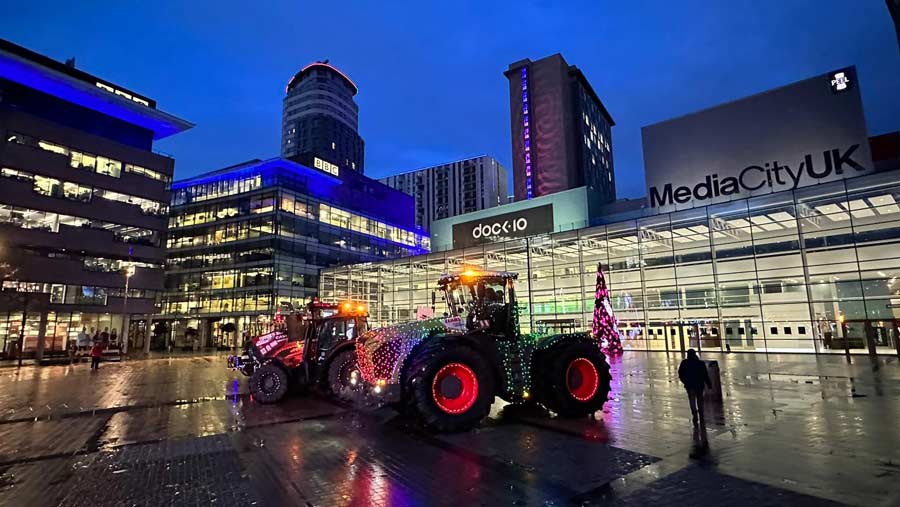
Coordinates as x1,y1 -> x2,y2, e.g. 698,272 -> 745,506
444,278 -> 508,318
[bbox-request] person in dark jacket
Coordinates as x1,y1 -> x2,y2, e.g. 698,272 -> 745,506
678,349 -> 712,426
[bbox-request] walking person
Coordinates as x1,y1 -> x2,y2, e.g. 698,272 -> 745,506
75,327 -> 91,363
678,349 -> 712,427
90,338 -> 103,370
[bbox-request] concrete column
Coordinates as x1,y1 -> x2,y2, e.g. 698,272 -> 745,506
34,311 -> 48,362
120,314 -> 131,355
144,315 -> 154,353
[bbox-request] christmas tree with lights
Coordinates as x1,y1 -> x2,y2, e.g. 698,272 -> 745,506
591,262 -> 623,355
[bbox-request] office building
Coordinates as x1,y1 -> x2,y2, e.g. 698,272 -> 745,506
0,39 -> 193,359
889,0 -> 900,52
159,158 -> 428,348
281,61 -> 365,174
379,155 -> 510,231
323,67 -> 900,358
505,53 -> 615,203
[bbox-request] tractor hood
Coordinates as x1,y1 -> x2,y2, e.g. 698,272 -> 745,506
356,317 -> 466,384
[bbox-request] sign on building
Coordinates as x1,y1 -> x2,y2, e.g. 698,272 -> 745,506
642,66 -> 874,210
452,204 -> 554,249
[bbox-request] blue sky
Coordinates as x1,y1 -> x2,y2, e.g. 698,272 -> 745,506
2,1 -> 898,198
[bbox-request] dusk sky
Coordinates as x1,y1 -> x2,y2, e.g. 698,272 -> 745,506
2,1 -> 898,198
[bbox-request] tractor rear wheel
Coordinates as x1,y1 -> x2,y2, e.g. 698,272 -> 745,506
406,343 -> 495,432
249,363 -> 289,404
326,349 -> 360,401
536,342 -> 611,417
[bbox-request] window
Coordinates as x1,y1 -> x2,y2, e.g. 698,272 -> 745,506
38,140 -> 67,156
798,326 -> 807,334
70,151 -> 97,171
1,168 -> 33,181
96,156 -> 122,177
125,164 -> 169,183
10,132 -> 166,183
63,182 -> 92,202
784,327 -> 792,335
34,176 -> 61,197
770,327 -> 778,335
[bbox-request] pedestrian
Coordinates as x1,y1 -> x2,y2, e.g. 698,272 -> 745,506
90,338 -> 103,370
76,327 -> 91,361
678,348 -> 712,427
110,328 -> 118,347
100,327 -> 110,343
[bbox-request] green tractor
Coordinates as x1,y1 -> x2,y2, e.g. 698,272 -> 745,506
355,265 -> 614,432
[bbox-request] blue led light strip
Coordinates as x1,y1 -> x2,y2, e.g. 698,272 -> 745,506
521,66 -> 533,199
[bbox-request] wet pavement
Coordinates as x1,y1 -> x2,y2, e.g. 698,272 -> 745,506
0,352 -> 897,506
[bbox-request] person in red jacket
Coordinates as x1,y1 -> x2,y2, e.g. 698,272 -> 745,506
90,340 -> 104,370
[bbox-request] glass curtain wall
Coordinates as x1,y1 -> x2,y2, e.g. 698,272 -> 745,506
322,174 -> 900,356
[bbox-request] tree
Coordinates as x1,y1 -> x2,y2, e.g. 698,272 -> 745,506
591,262 -> 623,355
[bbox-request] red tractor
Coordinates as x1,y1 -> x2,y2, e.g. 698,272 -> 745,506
355,265 -> 615,432
227,300 -> 367,403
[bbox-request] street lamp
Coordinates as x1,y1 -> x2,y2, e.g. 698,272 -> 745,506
120,264 -> 136,355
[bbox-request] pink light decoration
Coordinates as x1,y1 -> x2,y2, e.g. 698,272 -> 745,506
591,262 -> 623,355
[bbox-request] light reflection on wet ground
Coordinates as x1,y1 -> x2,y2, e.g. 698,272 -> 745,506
0,352 -> 896,506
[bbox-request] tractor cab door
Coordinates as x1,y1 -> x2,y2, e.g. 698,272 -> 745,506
311,317 -> 359,365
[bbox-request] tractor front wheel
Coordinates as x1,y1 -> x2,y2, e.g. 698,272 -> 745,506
326,349 -> 360,401
406,343 -> 495,432
536,342 -> 611,417
249,363 -> 289,404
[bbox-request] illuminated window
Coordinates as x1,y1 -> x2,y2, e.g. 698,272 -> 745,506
63,182 -> 92,202
34,175 -> 61,197
38,140 -> 67,156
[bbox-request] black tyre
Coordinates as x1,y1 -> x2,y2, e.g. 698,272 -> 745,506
406,342 -> 495,432
249,363 -> 289,404
326,349 -> 360,401
535,342 -> 611,417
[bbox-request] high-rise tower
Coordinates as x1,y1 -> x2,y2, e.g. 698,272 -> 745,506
505,53 -> 615,203
281,61 -> 364,173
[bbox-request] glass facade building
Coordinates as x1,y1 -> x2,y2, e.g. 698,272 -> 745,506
160,158 -> 428,349
322,170 -> 900,356
0,38 -> 192,360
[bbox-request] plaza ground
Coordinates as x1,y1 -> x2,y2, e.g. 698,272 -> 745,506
0,351 -> 897,506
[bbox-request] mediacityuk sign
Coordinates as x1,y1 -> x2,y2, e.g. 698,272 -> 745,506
452,204 -> 554,248
642,66 -> 874,210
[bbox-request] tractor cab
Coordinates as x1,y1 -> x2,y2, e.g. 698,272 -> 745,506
437,270 -> 519,337
302,300 -> 369,364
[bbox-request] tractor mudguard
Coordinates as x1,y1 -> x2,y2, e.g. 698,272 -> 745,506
534,331 -> 598,354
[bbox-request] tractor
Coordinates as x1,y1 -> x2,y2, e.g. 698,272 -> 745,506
227,299 -> 367,403
355,265 -> 613,432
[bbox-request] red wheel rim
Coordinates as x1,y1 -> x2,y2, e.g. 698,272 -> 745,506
431,362 -> 479,414
566,357 -> 599,402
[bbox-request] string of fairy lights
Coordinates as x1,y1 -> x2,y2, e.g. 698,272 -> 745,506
355,264 -> 622,405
